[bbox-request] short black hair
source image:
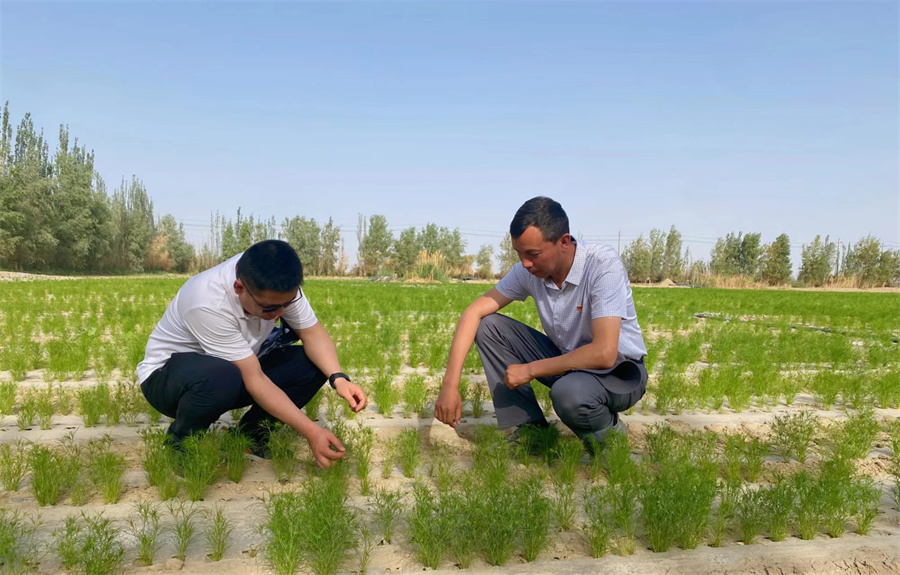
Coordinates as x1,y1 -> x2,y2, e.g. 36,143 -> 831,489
509,196 -> 569,242
236,240 -> 303,293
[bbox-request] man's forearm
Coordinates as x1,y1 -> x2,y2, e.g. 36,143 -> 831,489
299,324 -> 343,378
528,343 -> 616,379
443,312 -> 481,388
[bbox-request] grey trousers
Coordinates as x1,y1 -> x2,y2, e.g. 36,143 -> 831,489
474,313 -> 647,442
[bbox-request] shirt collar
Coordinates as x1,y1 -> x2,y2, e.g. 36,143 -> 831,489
542,240 -> 585,289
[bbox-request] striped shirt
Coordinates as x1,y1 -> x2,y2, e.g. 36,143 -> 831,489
495,243 -> 647,360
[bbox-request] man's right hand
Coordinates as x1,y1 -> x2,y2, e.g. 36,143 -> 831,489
305,426 -> 346,469
434,386 -> 463,428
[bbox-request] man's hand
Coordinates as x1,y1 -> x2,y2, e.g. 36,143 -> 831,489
306,426 -> 346,469
434,386 -> 463,428
504,363 -> 534,389
334,379 -> 367,412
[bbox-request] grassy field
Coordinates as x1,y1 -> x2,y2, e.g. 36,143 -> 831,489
0,278 -> 898,575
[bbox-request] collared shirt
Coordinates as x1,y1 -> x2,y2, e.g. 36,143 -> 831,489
495,242 -> 647,360
136,253 -> 318,383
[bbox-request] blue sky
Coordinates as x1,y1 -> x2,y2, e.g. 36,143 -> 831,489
2,1 -> 897,271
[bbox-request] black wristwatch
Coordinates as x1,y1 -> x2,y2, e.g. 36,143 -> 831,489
328,372 -> 351,390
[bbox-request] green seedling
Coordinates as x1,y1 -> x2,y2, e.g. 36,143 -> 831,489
29,443 -> 67,506
263,490 -> 306,575
205,504 -> 233,561
77,385 -> 106,428
396,428 -> 420,478
0,509 -> 42,575
610,478 -> 641,555
55,515 -> 83,571
222,428 -> 251,483
532,382 -> 553,416
514,423 -> 559,465
470,383 -> 487,419
0,381 -> 16,416
88,436 -> 126,504
372,372 -> 400,417
35,385 -> 54,430
722,433 -> 744,481
181,429 -> 224,500
553,436 -> 584,485
357,525 -> 374,575
346,423 -> 374,495
140,427 -> 181,499
519,475 -> 551,562
16,391 -> 36,430
370,487 -> 404,544
793,470 -> 823,540
710,479 -> 739,548
402,374 -> 428,417
819,459 -> 855,538
304,389 -> 324,420
583,484 -> 613,557
737,487 -> 765,544
103,383 -> 121,426
551,476 -> 577,531
167,500 -> 198,562
825,409 -> 879,461
0,441 -> 28,491
850,478 -> 880,535
267,422 -> 299,482
127,502 -> 162,566
771,410 -> 817,463
56,384 -> 74,415
79,513 -> 125,575
762,475 -> 795,542
743,437 -> 768,483
409,482 -> 451,569
457,377 -> 470,415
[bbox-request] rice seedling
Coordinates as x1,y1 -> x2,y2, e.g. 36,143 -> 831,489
204,504 -> 233,561
372,371 -> 400,417
771,410 -> 818,463
736,486 -> 765,544
553,436 -> 584,485
370,487 -> 404,544
346,423 -> 374,494
167,500 -> 198,562
267,422 -> 300,482
743,437 -> 768,483
0,441 -> 28,491
29,443 -> 67,506
470,382 -> 487,419
88,436 -> 126,504
16,390 -> 35,430
0,381 -> 15,416
409,482 -> 452,569
222,427 -> 251,483
0,509 -> 41,575
583,484 -> 613,557
402,374 -> 428,417
78,513 -> 126,575
396,428 -> 421,478
127,502 -> 162,566
304,388 -> 324,420
181,428 -> 224,500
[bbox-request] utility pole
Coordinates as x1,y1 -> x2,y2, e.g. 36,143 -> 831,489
618,231 -> 621,253
836,238 -> 842,277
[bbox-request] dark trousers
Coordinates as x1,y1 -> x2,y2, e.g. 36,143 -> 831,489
140,346 -> 326,445
474,313 -> 647,443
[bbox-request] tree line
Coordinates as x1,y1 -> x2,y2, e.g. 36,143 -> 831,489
1,104 -> 897,287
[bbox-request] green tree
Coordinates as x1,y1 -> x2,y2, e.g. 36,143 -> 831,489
392,226 -> 420,277
648,228 -> 665,282
498,232 -> 519,275
358,214 -> 393,275
622,235 -> 652,283
739,232 -> 762,276
281,216 -> 322,275
798,235 -> 836,287
320,217 -> 341,275
759,234 -> 792,285
662,225 -> 684,281
475,244 -> 494,279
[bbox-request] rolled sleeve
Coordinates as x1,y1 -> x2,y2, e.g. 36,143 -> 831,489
590,256 -> 629,320
495,264 -> 531,302
280,288 -> 319,329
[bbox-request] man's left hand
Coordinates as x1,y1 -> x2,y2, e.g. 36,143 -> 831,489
335,379 -> 368,412
504,363 -> 534,390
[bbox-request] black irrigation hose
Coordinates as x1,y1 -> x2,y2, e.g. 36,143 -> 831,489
693,312 -> 900,344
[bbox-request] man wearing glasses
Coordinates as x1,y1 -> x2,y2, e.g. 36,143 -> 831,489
138,239 -> 366,469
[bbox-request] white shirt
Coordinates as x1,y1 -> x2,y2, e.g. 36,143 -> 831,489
136,253 -> 318,383
495,243 -> 647,360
